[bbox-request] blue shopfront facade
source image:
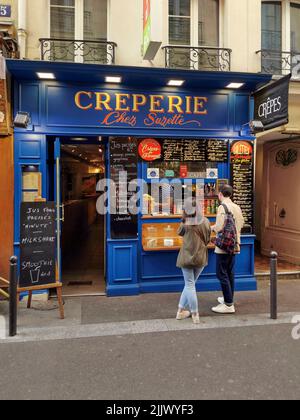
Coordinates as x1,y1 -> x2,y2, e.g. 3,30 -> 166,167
7,59 -> 271,297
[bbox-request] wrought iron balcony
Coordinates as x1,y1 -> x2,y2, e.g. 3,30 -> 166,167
256,49 -> 300,76
39,38 -> 117,65
162,45 -> 232,72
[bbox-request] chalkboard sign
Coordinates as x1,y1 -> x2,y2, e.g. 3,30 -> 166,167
20,202 -> 56,288
230,141 -> 254,233
163,139 -> 228,162
206,139 -> 228,162
110,138 -> 138,239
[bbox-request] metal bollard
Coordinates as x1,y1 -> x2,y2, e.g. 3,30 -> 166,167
270,251 -> 278,320
9,256 -> 18,337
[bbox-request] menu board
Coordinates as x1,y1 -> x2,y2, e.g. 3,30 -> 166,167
206,139 -> 228,162
163,139 -> 228,162
230,141 -> 254,233
20,202 -> 56,288
110,138 -> 138,239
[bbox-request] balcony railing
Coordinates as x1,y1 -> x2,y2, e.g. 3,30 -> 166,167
0,31 -> 19,59
256,49 -> 300,77
39,38 -> 117,65
162,46 -> 232,72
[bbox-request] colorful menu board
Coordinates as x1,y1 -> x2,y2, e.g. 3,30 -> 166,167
20,202 -> 56,288
110,138 -> 138,239
230,141 -> 254,233
163,139 -> 228,162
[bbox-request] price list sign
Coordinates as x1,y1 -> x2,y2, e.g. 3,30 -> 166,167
110,138 -> 138,239
230,141 -> 254,232
206,139 -> 228,163
163,139 -> 228,163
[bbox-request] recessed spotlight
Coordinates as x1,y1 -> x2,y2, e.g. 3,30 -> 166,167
167,80 -> 185,87
105,76 -> 122,84
226,83 -> 245,89
37,72 -> 56,80
71,137 -> 88,142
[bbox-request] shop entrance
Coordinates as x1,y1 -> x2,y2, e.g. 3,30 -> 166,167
49,137 -> 106,296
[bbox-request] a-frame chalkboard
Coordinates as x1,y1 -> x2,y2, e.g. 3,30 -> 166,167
19,202 -> 64,319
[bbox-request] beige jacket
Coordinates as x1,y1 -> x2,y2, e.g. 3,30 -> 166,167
213,198 -> 245,255
177,218 -> 211,269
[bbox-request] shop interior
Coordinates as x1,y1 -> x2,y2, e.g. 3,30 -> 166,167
59,141 -> 106,296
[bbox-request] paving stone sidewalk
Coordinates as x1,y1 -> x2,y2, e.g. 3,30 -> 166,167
0,279 -> 299,336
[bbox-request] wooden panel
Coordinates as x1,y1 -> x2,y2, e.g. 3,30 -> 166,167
0,135 -> 14,282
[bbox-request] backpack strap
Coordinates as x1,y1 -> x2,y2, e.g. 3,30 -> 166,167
221,203 -> 231,215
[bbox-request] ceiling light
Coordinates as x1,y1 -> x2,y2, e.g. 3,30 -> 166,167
71,137 -> 88,142
167,80 -> 185,87
105,76 -> 122,84
37,72 -> 56,80
226,82 -> 245,89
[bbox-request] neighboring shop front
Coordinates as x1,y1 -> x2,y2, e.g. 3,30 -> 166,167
255,80 -> 300,266
7,59 -> 271,297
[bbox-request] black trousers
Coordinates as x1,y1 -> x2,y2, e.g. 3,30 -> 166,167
216,254 -> 236,306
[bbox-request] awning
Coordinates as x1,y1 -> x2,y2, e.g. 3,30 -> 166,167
5,59 -> 272,92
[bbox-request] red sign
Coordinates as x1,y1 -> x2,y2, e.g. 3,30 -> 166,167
139,139 -> 161,161
231,141 -> 253,163
180,165 -> 188,178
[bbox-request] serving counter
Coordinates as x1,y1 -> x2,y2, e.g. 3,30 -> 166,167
139,215 -> 256,294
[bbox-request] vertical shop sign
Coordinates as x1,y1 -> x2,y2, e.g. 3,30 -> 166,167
230,141 -> 254,233
142,0 -> 162,60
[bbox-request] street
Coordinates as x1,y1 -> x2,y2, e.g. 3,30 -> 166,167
0,323 -> 299,400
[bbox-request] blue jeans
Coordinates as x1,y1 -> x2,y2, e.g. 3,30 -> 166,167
179,267 -> 204,313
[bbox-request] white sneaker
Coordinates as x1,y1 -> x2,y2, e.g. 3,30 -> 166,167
212,304 -> 236,314
218,297 -> 225,305
192,313 -> 200,324
176,310 -> 191,320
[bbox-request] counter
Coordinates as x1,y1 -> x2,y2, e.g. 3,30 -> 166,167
139,215 -> 256,294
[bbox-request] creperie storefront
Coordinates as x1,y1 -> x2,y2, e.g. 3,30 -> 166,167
8,60 -> 271,297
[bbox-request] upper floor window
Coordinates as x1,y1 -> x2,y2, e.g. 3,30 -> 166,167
50,0 -> 107,41
48,0 -> 108,63
168,0 -> 219,47
260,1 -> 300,76
261,1 -> 282,51
291,2 -> 300,52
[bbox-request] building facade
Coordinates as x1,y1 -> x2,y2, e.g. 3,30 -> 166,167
0,0 -> 300,290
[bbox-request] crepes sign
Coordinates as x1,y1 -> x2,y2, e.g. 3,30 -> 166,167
253,74 -> 291,131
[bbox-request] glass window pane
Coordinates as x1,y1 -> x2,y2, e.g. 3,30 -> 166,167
50,9 -> 75,39
262,1 -> 282,51
84,0 -> 107,41
198,0 -> 219,46
169,17 -> 191,45
50,0 -> 74,6
291,3 -> 300,52
169,0 -> 191,17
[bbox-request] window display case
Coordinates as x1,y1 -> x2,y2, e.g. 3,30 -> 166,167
142,221 -> 216,251
142,222 -> 182,251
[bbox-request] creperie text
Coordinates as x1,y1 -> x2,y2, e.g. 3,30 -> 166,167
75,91 -> 209,115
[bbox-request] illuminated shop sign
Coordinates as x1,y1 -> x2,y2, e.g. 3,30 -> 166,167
69,89 -> 230,131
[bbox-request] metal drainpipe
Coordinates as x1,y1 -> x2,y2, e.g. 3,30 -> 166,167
17,0 -> 27,59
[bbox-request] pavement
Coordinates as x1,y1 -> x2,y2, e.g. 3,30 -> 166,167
0,279 -> 299,342
0,279 -> 300,400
